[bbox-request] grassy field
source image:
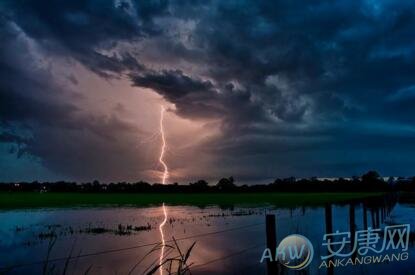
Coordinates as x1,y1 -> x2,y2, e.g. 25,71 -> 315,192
0,192 -> 385,209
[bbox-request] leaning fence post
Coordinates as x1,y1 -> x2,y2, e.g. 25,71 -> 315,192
363,203 -> 368,229
325,204 -> 334,275
349,204 -> 357,259
266,214 -> 278,275
376,208 -> 380,227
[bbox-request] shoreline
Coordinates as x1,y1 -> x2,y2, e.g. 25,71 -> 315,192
0,192 -> 386,209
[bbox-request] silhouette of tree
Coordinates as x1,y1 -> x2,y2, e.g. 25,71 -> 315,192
190,180 -> 209,191
216,177 -> 235,191
1,170 -> 413,193
362,171 -> 381,184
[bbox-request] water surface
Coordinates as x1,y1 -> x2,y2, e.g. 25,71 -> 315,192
0,195 -> 413,274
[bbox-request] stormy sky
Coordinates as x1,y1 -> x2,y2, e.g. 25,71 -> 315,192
1,0 -> 415,184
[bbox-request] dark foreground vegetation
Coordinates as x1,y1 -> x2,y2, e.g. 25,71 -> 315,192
1,171 -> 414,193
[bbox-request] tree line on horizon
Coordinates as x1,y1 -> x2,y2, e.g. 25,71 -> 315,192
1,171 -> 415,193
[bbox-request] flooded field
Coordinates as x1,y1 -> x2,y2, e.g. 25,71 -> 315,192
0,194 -> 414,275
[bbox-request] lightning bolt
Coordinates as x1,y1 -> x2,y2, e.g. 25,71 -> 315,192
158,106 -> 168,275
159,106 -> 169,185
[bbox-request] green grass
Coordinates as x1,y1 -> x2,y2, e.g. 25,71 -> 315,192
0,192 -> 385,209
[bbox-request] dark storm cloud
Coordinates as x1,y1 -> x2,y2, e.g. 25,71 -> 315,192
0,66 -> 78,128
0,0 -> 161,77
0,13 -> 150,181
130,69 -> 226,119
0,132 -> 27,145
0,61 -> 150,181
0,17 -> 77,128
163,0 -> 415,177
131,70 -> 215,101
2,0 -> 415,180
